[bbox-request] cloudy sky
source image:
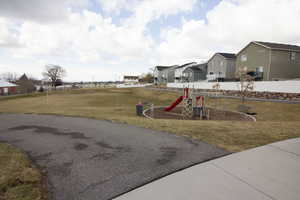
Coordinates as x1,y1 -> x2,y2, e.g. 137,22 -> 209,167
0,0 -> 299,81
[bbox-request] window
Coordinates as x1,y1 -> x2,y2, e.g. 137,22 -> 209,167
241,54 -> 247,62
255,67 -> 264,81
247,71 -> 257,77
209,72 -> 214,75
256,66 -> 264,73
291,52 -> 296,61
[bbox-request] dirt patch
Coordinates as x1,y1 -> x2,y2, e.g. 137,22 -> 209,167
95,141 -> 130,152
156,147 -> 177,165
74,143 -> 88,151
49,161 -> 73,177
89,152 -> 115,160
93,141 -> 131,161
145,106 -> 254,121
9,125 -> 90,139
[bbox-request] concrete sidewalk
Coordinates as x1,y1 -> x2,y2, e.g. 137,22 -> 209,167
114,138 -> 300,200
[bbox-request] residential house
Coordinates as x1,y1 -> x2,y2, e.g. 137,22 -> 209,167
15,74 -> 36,94
123,75 -> 139,83
159,65 -> 179,83
207,53 -> 237,81
182,63 -> 208,82
174,62 -> 197,83
0,80 -> 17,95
153,66 -> 171,84
236,41 -> 300,81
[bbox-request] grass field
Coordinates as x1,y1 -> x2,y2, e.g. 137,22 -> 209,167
0,87 -> 299,152
0,143 -> 46,200
1,87 -> 299,199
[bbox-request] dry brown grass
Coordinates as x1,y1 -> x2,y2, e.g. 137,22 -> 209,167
0,88 -> 300,152
0,143 -> 46,200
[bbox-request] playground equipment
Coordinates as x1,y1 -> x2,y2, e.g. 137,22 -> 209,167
137,101 -> 154,118
164,88 -> 208,119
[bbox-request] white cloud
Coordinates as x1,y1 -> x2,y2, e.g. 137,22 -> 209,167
1,0 -> 197,64
157,0 -> 300,64
0,0 -> 89,23
1,0 -> 300,81
3,10 -> 153,63
0,18 -> 21,48
97,0 -> 138,14
125,0 -> 197,28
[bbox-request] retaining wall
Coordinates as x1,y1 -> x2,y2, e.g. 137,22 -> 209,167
167,81 -> 300,94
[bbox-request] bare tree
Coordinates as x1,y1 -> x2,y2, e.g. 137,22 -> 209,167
43,65 -> 66,88
236,67 -> 254,104
0,72 -> 18,82
236,67 -> 254,113
140,73 -> 154,83
212,82 -> 221,109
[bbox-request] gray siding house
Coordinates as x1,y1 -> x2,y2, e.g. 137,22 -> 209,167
207,53 -> 236,81
236,41 -> 300,81
174,62 -> 197,83
165,65 -> 178,83
182,63 -> 208,82
153,66 -> 170,84
154,65 -> 178,84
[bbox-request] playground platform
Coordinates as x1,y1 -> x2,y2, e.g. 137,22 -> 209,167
114,138 -> 300,200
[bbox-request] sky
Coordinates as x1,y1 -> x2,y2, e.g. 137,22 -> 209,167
0,0 -> 300,82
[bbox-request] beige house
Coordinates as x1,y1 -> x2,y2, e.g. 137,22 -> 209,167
207,53 -> 237,81
236,41 -> 300,81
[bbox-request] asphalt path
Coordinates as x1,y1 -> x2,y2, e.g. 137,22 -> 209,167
0,114 -> 228,200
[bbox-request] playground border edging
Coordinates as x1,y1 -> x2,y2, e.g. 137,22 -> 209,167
143,106 -> 256,122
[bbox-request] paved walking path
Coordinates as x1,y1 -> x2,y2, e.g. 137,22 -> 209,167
115,138 -> 300,200
0,114 -> 228,200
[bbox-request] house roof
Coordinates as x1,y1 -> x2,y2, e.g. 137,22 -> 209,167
190,66 -> 202,71
208,53 -> 236,63
155,66 -> 171,71
183,66 -> 202,73
0,80 -> 17,87
218,53 -> 236,59
161,65 -> 179,71
254,41 -> 300,52
19,73 -> 29,81
124,76 -> 139,79
176,62 -> 197,69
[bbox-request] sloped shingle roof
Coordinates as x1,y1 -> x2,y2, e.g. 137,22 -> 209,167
155,66 -> 171,71
176,62 -> 197,69
218,53 -> 236,59
188,66 -> 202,72
254,41 -> 300,52
19,73 -> 29,81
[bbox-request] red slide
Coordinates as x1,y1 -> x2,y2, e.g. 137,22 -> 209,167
164,96 -> 183,112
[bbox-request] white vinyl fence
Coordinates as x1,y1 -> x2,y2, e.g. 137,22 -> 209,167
167,81 -> 300,93
116,83 -> 152,88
